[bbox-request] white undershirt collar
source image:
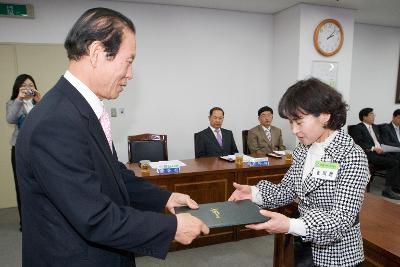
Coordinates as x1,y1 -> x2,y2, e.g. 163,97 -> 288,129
261,125 -> 271,131
64,70 -> 103,119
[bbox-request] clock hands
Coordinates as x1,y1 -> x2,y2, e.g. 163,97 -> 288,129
327,29 -> 336,40
314,19 -> 343,56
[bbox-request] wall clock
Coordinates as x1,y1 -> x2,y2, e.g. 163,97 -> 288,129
313,19 -> 344,57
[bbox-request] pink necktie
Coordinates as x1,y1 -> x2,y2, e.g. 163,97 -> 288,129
215,129 -> 223,147
99,107 -> 113,152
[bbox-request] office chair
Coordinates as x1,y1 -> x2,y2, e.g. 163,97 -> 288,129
242,130 -> 250,155
128,133 -> 168,163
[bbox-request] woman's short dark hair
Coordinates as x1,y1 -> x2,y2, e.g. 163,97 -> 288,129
209,107 -> 224,116
358,108 -> 373,121
10,74 -> 37,100
64,7 -> 135,61
278,78 -> 348,130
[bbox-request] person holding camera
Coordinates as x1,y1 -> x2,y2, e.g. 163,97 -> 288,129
6,73 -> 41,231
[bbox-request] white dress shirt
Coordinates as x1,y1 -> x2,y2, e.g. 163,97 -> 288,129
64,71 -> 104,119
363,122 -> 381,148
392,122 -> 400,143
22,99 -> 34,114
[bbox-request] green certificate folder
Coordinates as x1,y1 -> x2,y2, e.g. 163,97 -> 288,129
174,200 -> 269,229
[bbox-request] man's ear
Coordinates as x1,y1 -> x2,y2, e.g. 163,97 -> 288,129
88,41 -> 104,67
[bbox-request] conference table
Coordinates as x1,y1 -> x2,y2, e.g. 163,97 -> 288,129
360,193 -> 400,267
127,156 -> 291,251
127,157 -> 400,267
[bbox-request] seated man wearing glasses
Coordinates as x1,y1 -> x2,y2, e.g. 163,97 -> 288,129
247,106 -> 285,155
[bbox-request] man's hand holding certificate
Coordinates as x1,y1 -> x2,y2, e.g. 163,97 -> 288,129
174,182 -> 290,234
175,200 -> 268,229
167,193 -> 210,245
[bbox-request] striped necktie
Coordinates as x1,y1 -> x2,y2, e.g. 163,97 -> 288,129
99,107 -> 113,152
215,129 -> 223,147
265,128 -> 271,142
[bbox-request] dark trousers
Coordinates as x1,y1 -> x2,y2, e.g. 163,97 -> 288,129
11,146 -> 22,228
294,236 -> 314,267
367,152 -> 400,188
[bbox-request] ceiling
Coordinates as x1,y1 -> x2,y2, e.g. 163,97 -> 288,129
102,0 -> 400,27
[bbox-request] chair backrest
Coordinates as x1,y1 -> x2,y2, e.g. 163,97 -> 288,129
347,125 -> 356,140
376,123 -> 387,136
242,130 -> 250,155
128,133 -> 168,163
193,132 -> 198,157
348,123 -> 387,139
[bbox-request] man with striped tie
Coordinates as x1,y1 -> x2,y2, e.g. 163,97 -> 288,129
247,106 -> 286,155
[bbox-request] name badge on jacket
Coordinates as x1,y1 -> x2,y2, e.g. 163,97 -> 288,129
312,160 -> 340,181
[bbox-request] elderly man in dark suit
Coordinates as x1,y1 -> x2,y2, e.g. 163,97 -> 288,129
247,106 -> 286,155
351,108 -> 400,200
16,8 -> 208,267
195,107 -> 238,158
381,109 -> 400,147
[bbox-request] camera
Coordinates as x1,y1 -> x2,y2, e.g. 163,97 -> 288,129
25,89 -> 35,96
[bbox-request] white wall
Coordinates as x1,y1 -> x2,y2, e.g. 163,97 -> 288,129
112,4 -> 274,161
271,4 -> 302,150
1,0 -> 400,159
271,4 -> 355,149
0,0 -> 274,161
349,23 -> 400,125
298,4 -> 355,102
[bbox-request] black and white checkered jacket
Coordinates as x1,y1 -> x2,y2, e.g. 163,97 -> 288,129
257,129 -> 370,267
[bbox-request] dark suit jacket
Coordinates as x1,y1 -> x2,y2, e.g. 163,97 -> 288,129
16,77 -> 177,267
381,123 -> 400,147
351,122 -> 382,153
194,127 -> 238,158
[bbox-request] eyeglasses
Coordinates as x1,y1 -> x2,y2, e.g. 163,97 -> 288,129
260,114 -> 273,118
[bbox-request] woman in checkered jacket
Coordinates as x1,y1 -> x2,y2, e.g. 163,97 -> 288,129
229,78 -> 369,267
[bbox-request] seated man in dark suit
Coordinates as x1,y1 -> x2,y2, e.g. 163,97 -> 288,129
352,108 -> 400,200
195,107 -> 238,158
247,106 -> 286,155
381,109 -> 400,147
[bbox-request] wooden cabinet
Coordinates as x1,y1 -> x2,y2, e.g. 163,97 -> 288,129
129,159 -> 400,266
236,168 -> 287,240
127,157 -> 290,250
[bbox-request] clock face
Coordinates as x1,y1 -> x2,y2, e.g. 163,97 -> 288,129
314,19 -> 344,56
